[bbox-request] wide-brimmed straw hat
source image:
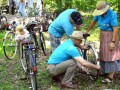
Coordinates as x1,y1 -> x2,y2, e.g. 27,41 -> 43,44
93,1 -> 109,16
71,31 -> 83,40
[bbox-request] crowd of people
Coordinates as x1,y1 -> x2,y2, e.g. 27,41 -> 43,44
46,0 -> 120,89
5,0 -> 120,89
10,0 -> 43,16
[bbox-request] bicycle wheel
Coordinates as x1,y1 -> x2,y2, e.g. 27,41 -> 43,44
84,45 -> 99,81
39,32 -> 47,55
28,11 -> 36,17
26,50 -> 38,90
3,31 -> 17,60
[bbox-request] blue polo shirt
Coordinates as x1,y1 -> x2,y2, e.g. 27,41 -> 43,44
48,9 -> 77,37
47,39 -> 81,64
93,9 -> 118,31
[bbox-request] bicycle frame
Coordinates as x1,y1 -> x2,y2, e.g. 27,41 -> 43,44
78,33 -> 99,81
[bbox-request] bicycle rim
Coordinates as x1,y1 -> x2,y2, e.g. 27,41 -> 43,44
85,45 -> 99,81
3,32 -> 17,60
27,50 -> 38,90
39,32 -> 47,55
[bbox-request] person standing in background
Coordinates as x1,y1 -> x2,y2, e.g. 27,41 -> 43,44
18,0 -> 27,16
86,0 -> 120,84
26,0 -> 34,15
35,0 -> 43,16
14,0 -> 20,12
11,0 -> 15,15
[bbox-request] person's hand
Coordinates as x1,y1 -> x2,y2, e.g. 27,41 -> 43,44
109,42 -> 115,51
96,65 -> 100,70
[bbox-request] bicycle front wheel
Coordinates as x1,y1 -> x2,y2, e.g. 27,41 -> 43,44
39,32 -> 47,55
84,45 -> 99,81
3,31 -> 17,60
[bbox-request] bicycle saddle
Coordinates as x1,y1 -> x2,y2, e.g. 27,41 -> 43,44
21,39 -> 34,45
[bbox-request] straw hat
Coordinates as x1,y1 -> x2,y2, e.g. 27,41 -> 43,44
16,25 -> 25,35
93,1 -> 109,16
71,31 -> 83,40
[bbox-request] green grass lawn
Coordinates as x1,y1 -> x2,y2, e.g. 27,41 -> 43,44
0,29 -> 120,90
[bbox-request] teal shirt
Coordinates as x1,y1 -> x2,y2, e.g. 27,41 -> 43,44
48,9 -> 77,37
47,39 -> 81,64
94,9 -> 118,31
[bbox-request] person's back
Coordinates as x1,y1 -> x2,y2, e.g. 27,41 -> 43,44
48,39 -> 80,64
48,9 -> 77,38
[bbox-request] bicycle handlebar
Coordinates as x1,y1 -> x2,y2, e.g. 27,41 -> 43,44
83,33 -> 90,38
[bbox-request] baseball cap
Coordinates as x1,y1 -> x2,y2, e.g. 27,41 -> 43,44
71,12 -> 83,25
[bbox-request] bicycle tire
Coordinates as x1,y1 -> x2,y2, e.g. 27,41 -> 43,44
28,11 -> 36,17
84,45 -> 99,81
26,50 -> 38,90
3,31 -> 17,60
39,32 -> 47,55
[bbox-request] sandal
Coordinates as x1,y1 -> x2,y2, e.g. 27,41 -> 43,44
102,77 -> 113,84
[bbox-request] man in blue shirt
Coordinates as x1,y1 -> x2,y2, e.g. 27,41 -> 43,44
48,9 -> 83,52
46,31 -> 100,89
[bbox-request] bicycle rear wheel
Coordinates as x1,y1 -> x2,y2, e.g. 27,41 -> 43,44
84,45 -> 99,81
26,50 -> 38,90
3,31 -> 17,60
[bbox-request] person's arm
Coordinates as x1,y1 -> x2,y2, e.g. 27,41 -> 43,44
109,26 -> 118,51
86,20 -> 97,33
74,56 -> 100,70
111,26 -> 118,42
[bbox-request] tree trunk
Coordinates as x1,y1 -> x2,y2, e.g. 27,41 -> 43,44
9,0 -> 12,14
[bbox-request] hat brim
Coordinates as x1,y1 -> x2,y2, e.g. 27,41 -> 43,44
71,36 -> 83,40
93,5 -> 109,16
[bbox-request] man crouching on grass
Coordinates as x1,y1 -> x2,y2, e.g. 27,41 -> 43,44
46,31 -> 100,89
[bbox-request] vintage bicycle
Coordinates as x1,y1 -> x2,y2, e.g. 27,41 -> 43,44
76,33 -> 99,81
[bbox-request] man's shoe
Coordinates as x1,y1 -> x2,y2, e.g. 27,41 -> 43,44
52,76 -> 61,82
61,82 -> 77,89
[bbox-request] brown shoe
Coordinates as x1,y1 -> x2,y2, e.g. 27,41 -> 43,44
61,82 -> 77,89
52,76 -> 61,82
